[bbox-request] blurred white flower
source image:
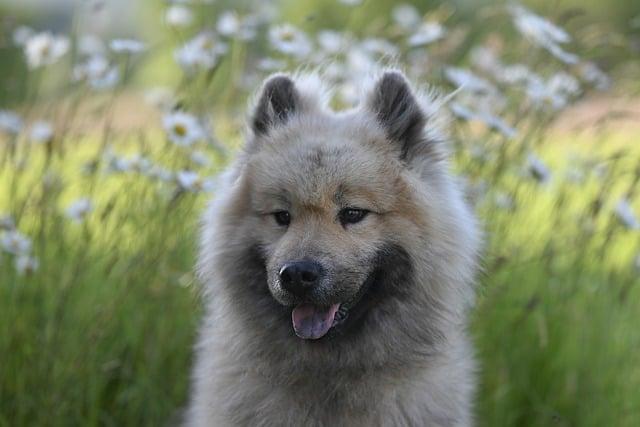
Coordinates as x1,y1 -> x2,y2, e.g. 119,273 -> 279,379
338,0 -> 363,6
190,150 -> 211,167
30,121 -> 54,143
0,214 -> 15,231
146,165 -> 174,182
24,32 -> 69,69
510,5 -> 578,65
579,62 -> 611,90
450,102 -> 517,139
450,103 -> 475,121
614,199 -> 639,230
162,111 -> 204,147
547,72 -> 581,98
175,32 -> 228,72
481,113 -> 518,139
65,198 -> 94,223
269,24 -> 312,58
256,57 -> 287,71
527,154 -> 551,183
78,34 -> 106,56
15,255 -> 39,275
1,230 -> 32,255
445,67 -> 495,94
317,30 -> 347,54
144,87 -> 176,111
0,110 -> 23,135
217,11 -> 240,36
109,38 -> 146,54
407,22 -> 445,47
12,26 -> 34,46
73,55 -> 119,90
361,38 -> 398,57
166,5 -> 194,27
176,170 -> 215,193
392,4 -> 421,30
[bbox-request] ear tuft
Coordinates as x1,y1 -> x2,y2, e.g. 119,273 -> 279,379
252,75 -> 299,136
368,71 -> 426,160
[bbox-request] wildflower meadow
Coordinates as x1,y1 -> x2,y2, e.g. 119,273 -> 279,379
1,0 -> 639,425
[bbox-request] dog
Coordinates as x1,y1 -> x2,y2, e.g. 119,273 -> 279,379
186,69 -> 481,426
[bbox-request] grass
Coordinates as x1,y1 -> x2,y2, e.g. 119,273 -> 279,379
1,128 -> 639,426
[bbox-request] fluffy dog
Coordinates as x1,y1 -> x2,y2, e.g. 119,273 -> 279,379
186,69 -> 481,426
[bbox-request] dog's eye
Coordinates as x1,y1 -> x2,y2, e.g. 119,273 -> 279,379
338,208 -> 369,226
272,211 -> 291,226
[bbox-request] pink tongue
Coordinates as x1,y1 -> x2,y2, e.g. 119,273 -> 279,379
292,303 -> 340,340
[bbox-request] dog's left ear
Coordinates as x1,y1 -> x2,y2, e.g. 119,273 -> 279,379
366,71 -> 427,160
251,74 -> 300,136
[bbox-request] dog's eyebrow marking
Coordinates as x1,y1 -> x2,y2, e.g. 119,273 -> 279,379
333,184 -> 346,206
262,189 -> 290,207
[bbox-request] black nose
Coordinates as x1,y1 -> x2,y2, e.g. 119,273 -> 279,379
279,261 -> 322,296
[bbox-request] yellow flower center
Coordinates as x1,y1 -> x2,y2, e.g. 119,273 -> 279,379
173,124 -> 187,137
281,31 -> 295,42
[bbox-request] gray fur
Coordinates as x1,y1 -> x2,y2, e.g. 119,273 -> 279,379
186,69 -> 482,427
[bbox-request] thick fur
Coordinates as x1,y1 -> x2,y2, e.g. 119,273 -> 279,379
186,70 -> 482,427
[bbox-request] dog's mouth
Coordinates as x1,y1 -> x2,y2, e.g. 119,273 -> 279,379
291,303 -> 349,340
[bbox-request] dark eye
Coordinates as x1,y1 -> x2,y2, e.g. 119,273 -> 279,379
338,208 -> 369,226
273,211 -> 291,226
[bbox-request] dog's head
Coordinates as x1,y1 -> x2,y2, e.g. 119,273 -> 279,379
205,70 -> 479,342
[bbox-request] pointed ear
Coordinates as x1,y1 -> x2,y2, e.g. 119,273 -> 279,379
367,71 -> 427,160
251,74 -> 300,136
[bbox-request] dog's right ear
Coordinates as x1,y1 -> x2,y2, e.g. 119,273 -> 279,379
251,74 -> 300,136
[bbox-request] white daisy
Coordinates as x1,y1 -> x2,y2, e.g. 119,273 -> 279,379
65,198 -> 94,223
24,32 -> 69,69
1,230 -> 32,255
190,150 -> 211,167
392,4 -> 421,30
615,199 -> 639,230
0,110 -> 23,134
579,62 -> 611,90
217,11 -> 241,36
30,121 -> 54,143
175,32 -> 228,72
15,255 -> 39,275
0,214 -> 15,231
176,170 -> 215,193
78,34 -> 106,56
166,5 -> 194,27
407,22 -> 445,47
510,5 -> 578,65
144,87 -> 176,111
162,111 -> 204,147
12,26 -> 34,46
109,38 -> 146,54
269,24 -> 312,58
146,165 -> 174,182
73,55 -> 119,90
256,57 -> 287,71
317,30 -> 347,54
444,67 -> 495,94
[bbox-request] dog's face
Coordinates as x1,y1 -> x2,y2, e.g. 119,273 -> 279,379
222,71 -> 449,340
